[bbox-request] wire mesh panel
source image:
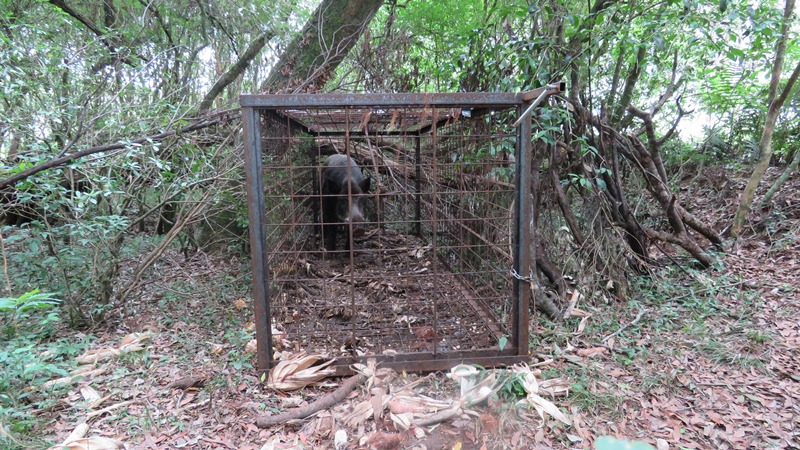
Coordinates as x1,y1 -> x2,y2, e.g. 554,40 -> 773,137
241,92 -> 549,373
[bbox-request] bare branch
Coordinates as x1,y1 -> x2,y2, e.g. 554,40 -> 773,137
657,97 -> 692,146
627,105 -> 667,184
612,45 -> 646,125
0,110 -> 239,190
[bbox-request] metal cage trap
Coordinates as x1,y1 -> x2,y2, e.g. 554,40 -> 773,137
241,87 -> 561,374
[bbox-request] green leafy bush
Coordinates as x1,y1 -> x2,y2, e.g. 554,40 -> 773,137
0,289 -> 85,440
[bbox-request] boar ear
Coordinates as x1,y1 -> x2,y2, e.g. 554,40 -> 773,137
360,176 -> 371,193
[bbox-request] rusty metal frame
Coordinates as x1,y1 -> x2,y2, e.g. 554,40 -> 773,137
242,106 -> 272,371
241,86 -> 559,374
241,91 -> 532,108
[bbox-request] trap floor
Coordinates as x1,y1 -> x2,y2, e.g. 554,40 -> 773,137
269,231 -> 511,358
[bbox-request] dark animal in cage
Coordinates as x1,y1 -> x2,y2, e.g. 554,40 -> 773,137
320,154 -> 371,251
241,89 -> 562,374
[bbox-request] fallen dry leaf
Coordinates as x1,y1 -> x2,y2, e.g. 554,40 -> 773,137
267,352 -> 336,391
79,386 -> 100,403
342,400 -> 374,428
56,437 -> 126,450
519,393 -> 573,426
479,413 -> 499,434
76,332 -> 152,364
48,424 -> 125,450
575,347 -> 607,357
366,431 -> 403,450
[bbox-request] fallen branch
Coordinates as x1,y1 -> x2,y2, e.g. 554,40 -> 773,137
411,404 -> 463,427
175,398 -> 211,414
41,365 -> 109,388
255,374 -> 364,428
602,308 -> 647,344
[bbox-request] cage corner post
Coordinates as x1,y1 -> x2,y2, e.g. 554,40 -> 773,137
513,100 -> 533,357
242,104 -> 273,374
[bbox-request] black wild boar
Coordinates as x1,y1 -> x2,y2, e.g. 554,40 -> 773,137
321,154 -> 370,251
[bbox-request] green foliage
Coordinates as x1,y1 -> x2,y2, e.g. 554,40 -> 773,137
0,289 -> 86,443
746,329 -> 770,344
772,111 -> 800,162
0,288 -> 59,315
661,132 -> 745,168
495,371 -> 528,401
498,334 -> 509,350
347,0 -> 797,168
2,197 -> 129,324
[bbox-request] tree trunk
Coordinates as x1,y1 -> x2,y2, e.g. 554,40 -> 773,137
260,0 -> 384,93
198,32 -> 273,112
612,45 -> 647,126
758,140 -> 800,208
730,0 -> 797,237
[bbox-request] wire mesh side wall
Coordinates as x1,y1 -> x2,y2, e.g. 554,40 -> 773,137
243,96 -> 533,373
419,113 -> 519,350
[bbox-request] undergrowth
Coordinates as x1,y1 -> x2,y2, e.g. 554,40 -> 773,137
0,289 -> 87,448
532,263 -> 769,425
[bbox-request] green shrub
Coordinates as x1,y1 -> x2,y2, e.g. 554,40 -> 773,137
0,289 -> 86,442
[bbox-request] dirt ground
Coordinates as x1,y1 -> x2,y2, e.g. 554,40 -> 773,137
270,230 -> 503,358
38,167 -> 800,449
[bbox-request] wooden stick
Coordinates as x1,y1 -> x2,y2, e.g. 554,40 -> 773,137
255,374 -> 363,428
602,308 -> 646,344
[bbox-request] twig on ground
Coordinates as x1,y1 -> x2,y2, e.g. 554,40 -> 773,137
86,400 -> 137,418
175,398 -> 211,414
412,404 -> 463,427
602,308 -> 647,344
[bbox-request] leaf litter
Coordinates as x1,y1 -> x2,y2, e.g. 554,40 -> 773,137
29,167 -> 800,449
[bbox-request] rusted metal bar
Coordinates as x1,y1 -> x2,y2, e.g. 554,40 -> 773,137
520,82 -> 566,101
414,133 -> 421,236
513,102 -> 533,356
513,84 -> 561,127
242,107 -> 273,373
430,106 -> 440,357
326,351 -> 530,375
241,92 -> 529,108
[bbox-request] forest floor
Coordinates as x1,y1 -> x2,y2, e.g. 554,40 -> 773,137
34,166 -> 800,450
